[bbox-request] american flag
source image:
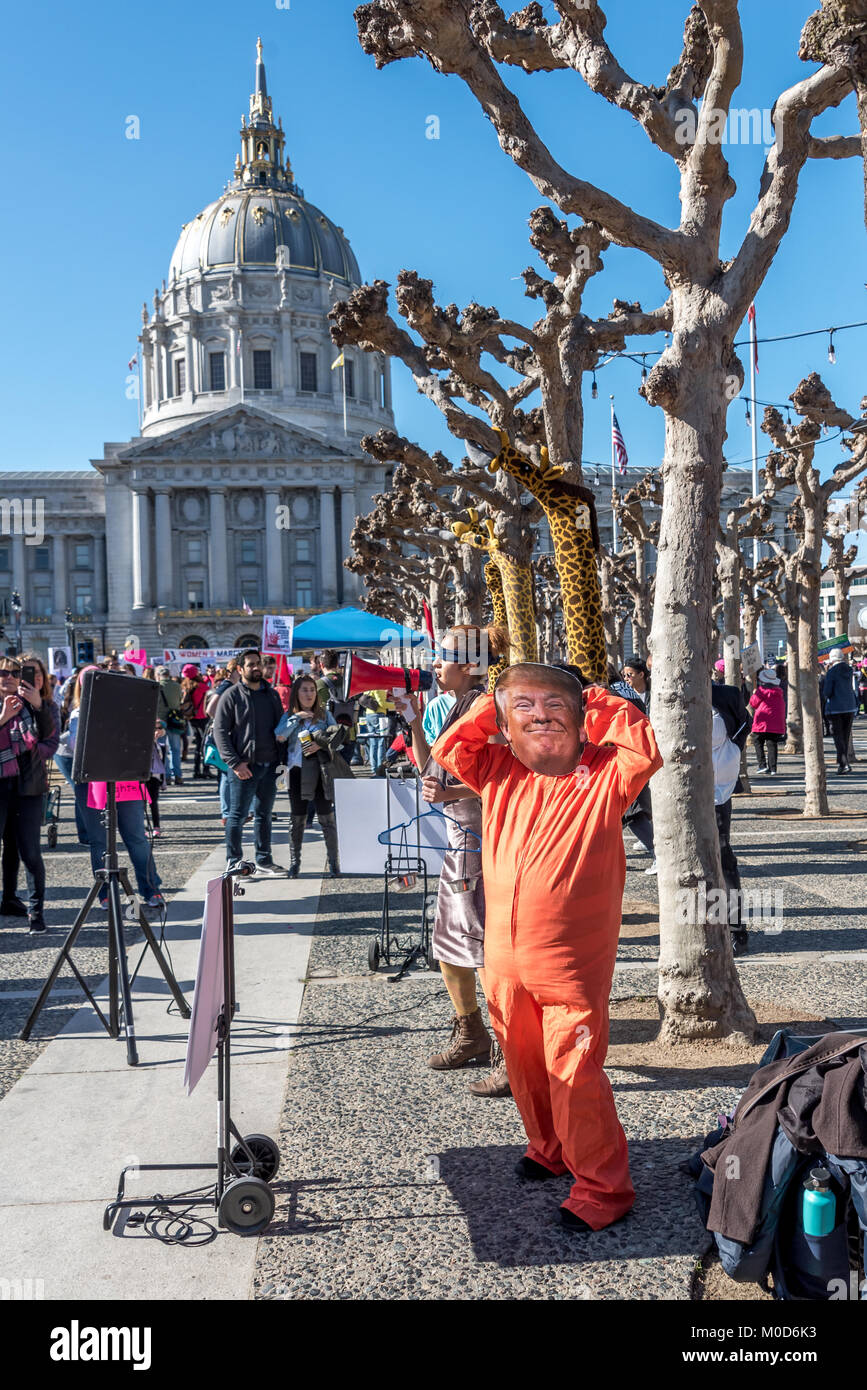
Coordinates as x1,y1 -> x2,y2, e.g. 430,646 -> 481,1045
128,354 -> 138,370
242,597 -> 253,615
612,412 -> 628,474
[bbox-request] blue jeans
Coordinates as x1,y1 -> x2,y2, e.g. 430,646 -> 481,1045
218,769 -> 230,819
225,763 -> 279,866
165,731 -> 182,781
55,752 -> 89,843
365,716 -> 387,772
76,784 -> 161,902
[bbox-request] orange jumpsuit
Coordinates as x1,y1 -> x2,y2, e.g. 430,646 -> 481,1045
432,688 -> 662,1229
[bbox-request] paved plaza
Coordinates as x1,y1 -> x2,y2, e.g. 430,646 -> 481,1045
0,740 -> 865,1300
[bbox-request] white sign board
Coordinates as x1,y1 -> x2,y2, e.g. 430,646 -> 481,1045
261,614 -> 294,656
333,777 -> 449,877
740,641 -> 762,676
163,648 -> 242,668
48,646 -> 73,677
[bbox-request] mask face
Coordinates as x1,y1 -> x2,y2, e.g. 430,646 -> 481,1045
500,682 -> 586,776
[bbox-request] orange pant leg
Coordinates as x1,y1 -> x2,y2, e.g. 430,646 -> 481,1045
482,969 -> 570,1176
537,991 -> 634,1229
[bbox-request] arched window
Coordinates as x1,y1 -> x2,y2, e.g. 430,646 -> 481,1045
180,634 -> 208,648
235,632 -> 260,649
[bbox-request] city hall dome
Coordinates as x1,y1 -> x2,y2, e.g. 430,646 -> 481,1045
168,38 -> 360,286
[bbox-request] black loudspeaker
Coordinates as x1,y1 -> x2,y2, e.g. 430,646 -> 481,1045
71,671 -> 159,783
76,639 -> 95,664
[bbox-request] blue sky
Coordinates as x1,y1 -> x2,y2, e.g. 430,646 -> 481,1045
1,0 -> 864,498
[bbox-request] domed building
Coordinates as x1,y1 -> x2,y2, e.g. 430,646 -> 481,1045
15,40 -> 393,660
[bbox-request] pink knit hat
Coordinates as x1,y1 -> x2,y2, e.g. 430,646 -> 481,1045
714,659 -> 725,673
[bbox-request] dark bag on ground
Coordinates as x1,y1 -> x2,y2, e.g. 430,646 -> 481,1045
684,1028 -> 867,1300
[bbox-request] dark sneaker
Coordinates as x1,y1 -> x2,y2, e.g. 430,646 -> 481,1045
0,897 -> 29,918
28,915 -> 46,934
253,861 -> 287,878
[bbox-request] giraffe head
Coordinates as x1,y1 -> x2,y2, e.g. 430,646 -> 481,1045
451,509 -> 501,554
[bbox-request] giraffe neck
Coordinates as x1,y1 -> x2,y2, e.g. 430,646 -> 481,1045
546,507 -> 607,681
492,551 -> 537,664
484,559 -> 509,692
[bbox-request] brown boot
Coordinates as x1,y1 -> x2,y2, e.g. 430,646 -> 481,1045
467,1062 -> 512,1097
427,1009 -> 492,1070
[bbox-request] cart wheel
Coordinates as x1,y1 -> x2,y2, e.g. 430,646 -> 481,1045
230,1133 -> 280,1182
218,1177 -> 275,1235
426,944 -> 440,973
46,823 -> 58,850
368,938 -> 381,972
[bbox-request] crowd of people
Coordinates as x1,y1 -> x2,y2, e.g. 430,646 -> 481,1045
3,628 -> 864,1235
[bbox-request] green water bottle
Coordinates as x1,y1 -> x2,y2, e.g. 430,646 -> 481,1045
802,1166 -> 836,1237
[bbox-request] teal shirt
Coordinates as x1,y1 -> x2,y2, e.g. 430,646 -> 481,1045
422,692 -> 457,746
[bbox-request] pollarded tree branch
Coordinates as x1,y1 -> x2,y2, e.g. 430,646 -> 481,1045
354,0 -> 686,268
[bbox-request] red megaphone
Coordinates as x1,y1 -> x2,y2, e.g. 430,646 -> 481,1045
344,654 -> 435,700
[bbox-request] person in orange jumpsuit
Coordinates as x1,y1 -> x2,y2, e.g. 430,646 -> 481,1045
432,662 -> 662,1231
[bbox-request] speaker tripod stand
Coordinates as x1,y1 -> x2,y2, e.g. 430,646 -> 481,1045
20,783 -> 190,1065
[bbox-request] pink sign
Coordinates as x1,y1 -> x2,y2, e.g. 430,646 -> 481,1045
87,781 -> 150,810
183,877 -> 225,1096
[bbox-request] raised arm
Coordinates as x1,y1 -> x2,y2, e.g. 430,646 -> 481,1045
582,686 -> 662,807
431,692 -> 510,795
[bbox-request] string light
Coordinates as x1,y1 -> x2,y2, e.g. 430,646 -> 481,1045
591,373 -> 598,400
640,356 -> 648,387
745,403 -> 752,425
828,331 -> 837,365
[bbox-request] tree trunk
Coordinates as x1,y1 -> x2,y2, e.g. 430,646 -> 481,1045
784,612 -> 802,754
651,356 -> 758,1043
632,542 -> 650,658
799,511 -> 828,816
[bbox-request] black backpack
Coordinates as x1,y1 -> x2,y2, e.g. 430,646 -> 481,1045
686,1029 -> 867,1300
321,674 -> 357,726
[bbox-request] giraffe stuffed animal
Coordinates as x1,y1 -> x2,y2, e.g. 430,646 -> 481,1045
487,430 -> 607,682
450,510 -> 538,666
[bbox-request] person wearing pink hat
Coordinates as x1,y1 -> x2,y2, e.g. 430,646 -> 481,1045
749,667 -> 786,775
180,664 -> 212,780
712,659 -> 726,684
155,666 -> 185,784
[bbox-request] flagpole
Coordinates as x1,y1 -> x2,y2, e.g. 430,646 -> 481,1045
610,396 -> 618,554
749,304 -> 762,659
342,354 -> 348,436
239,329 -> 245,403
136,355 -> 143,435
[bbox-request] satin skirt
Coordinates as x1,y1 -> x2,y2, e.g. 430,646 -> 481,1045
432,795 -> 486,969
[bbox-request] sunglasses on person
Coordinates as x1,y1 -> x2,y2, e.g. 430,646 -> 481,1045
0,665 -> 22,678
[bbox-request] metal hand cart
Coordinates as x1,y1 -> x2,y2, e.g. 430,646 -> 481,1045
366,769 -> 481,984
103,861 -> 280,1238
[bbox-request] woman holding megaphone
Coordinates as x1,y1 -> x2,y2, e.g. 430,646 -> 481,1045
398,623 -> 511,1098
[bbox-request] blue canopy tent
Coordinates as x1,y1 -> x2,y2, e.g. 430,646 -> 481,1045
290,606 -> 429,652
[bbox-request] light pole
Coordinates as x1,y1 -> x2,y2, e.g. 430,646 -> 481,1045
65,606 -> 75,662
11,590 -> 22,656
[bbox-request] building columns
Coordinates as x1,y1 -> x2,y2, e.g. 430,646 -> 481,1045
154,490 -> 174,607
265,489 -> 283,608
12,534 -> 25,612
209,489 -> 229,607
340,486 -> 357,600
53,533 -> 67,616
132,489 -> 151,610
93,533 -> 107,615
319,487 -> 338,606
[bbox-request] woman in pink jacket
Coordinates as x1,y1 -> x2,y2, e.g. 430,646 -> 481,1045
749,667 -> 786,775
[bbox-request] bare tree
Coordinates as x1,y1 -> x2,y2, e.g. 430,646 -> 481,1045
612,473 -> 663,658
353,0 -> 863,1041
762,375 -> 867,814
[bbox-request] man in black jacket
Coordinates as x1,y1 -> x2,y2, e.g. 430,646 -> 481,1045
213,649 -> 286,876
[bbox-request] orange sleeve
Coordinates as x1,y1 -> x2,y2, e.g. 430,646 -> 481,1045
431,692 -> 510,795
583,687 -> 663,807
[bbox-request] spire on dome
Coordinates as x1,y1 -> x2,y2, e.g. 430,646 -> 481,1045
255,37 -> 268,98
234,38 -> 299,191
